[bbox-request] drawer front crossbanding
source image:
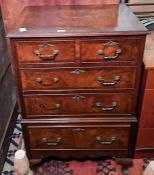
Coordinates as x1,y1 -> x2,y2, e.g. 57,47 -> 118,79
26,125 -> 131,150
20,67 -> 137,91
23,93 -> 134,116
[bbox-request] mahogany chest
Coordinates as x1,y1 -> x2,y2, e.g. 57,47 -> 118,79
1,3 -> 147,161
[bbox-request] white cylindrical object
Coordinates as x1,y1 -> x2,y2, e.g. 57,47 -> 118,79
120,0 -> 125,3
14,150 -> 33,175
143,161 -> 154,175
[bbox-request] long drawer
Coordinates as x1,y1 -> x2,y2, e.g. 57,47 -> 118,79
25,124 -> 131,150
23,93 -> 135,116
20,66 -> 137,91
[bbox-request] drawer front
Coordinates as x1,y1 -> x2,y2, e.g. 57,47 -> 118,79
20,67 -> 137,91
27,125 -> 130,149
15,40 -> 75,63
81,38 -> 141,63
24,93 -> 134,116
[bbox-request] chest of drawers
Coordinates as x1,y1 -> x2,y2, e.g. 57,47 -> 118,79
1,3 -> 147,163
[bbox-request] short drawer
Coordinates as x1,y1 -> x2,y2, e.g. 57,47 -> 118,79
26,125 -> 130,150
15,40 -> 75,63
23,93 -> 135,116
81,37 -> 142,63
20,66 -> 137,91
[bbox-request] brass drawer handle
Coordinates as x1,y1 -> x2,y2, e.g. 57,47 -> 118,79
98,41 -> 122,60
34,49 -> 59,60
52,77 -> 59,83
36,77 -> 43,83
72,128 -> 85,132
72,95 -> 86,101
98,49 -> 122,60
34,43 -> 60,61
96,75 -> 120,86
42,137 -> 61,146
95,101 -> 117,111
36,77 -> 59,84
96,136 -> 116,145
71,69 -> 86,75
55,103 -> 61,109
34,43 -> 59,61
39,103 -> 61,110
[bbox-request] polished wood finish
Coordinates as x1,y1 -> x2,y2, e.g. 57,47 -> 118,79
22,121 -> 135,159
20,66 -> 137,91
1,2 -> 147,165
1,0 -> 119,34
14,37 -> 143,64
81,37 -> 142,63
1,4 -> 147,38
138,90 -> 154,128
23,93 -> 134,116
29,149 -> 129,160
27,125 -> 130,149
135,32 -> 154,158
15,40 -> 75,63
136,129 -> 154,149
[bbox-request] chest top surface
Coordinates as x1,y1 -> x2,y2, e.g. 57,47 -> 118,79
5,4 -> 147,38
